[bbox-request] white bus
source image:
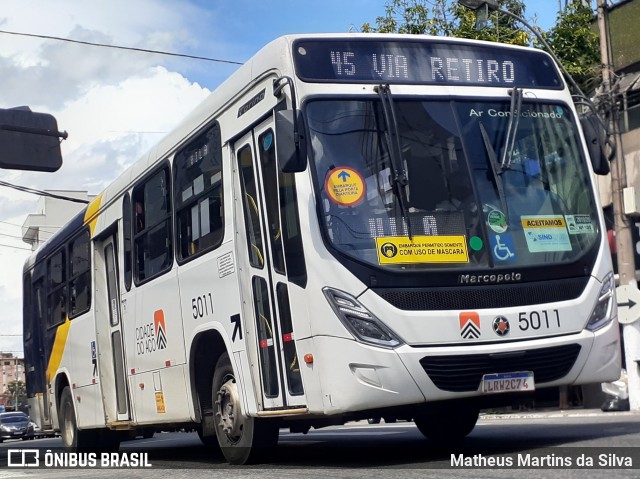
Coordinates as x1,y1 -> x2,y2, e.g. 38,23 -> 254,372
23,33 -> 620,464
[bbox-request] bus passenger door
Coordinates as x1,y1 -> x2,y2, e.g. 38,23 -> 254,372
25,269 -> 52,429
233,117 -> 306,411
100,234 -> 130,422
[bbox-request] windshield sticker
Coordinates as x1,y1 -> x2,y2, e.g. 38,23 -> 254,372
490,234 -> 516,262
521,215 -> 572,252
565,214 -> 595,235
487,210 -> 508,233
469,236 -> 483,251
325,167 -> 366,206
375,235 -> 469,264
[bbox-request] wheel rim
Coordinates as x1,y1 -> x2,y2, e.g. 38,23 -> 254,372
62,403 -> 75,446
215,375 -> 245,443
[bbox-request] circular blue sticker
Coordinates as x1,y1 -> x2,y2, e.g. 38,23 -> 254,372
263,133 -> 273,151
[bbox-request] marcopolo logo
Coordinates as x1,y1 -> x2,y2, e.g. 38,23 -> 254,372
459,272 -> 522,284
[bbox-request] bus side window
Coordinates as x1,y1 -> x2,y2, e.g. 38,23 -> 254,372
133,166 -> 173,283
23,274 -> 32,342
173,121 -> 224,261
123,193 -> 132,291
238,145 -> 265,268
69,230 -> 91,317
47,249 -> 67,327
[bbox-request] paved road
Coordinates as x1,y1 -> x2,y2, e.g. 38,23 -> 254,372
1,410 -> 639,478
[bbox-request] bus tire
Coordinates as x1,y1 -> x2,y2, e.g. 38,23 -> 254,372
212,352 -> 278,465
414,404 -> 479,442
59,386 -> 105,451
197,427 -> 220,448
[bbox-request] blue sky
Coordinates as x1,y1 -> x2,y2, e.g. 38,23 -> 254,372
0,0 -> 572,353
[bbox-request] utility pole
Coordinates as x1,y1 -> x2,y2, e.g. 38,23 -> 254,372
596,0 -> 640,410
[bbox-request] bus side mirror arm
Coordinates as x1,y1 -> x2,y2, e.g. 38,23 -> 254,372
273,76 -> 307,173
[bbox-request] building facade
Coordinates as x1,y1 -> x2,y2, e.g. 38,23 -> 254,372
21,190 -> 95,251
0,353 -> 24,410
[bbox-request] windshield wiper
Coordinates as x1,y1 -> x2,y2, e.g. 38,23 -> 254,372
479,122 -> 510,227
500,87 -> 524,171
374,84 -> 413,240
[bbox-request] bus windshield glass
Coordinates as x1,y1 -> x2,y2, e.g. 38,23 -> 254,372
307,99 -> 599,272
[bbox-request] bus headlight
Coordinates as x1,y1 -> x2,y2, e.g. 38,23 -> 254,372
586,272 -> 615,331
323,287 -> 403,348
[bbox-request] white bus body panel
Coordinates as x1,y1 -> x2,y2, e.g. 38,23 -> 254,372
54,316 -> 106,430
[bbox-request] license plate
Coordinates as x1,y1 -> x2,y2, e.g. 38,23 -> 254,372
481,371 -> 535,394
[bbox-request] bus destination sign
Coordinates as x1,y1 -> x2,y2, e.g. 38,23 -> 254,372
293,39 -> 562,89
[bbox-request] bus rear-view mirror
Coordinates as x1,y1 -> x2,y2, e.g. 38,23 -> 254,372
0,107 -> 66,172
275,109 -> 307,173
580,113 -> 610,176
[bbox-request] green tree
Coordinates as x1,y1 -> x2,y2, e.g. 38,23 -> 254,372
543,2 -> 600,95
4,380 -> 26,410
361,0 -> 531,46
361,1 -> 601,95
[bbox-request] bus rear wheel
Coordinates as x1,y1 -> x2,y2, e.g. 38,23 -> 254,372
60,386 -> 94,450
414,403 -> 479,442
212,352 -> 278,464
59,386 -> 120,451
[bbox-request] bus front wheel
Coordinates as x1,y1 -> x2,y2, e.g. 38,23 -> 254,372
212,352 -> 278,464
414,404 -> 479,442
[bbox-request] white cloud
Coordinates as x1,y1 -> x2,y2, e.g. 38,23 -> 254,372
0,0 -> 219,354
60,66 -> 209,154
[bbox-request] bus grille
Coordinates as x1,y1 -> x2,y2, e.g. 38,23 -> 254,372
419,344 -> 582,392
373,277 -> 588,310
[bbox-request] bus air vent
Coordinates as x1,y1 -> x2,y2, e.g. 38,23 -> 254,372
419,343 -> 582,392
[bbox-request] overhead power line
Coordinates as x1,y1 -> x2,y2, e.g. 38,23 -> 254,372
0,220 -> 58,236
0,242 -> 32,252
0,231 -> 42,243
0,180 -> 90,204
0,29 -> 244,66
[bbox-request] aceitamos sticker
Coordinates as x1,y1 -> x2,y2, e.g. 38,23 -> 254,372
521,215 -> 572,252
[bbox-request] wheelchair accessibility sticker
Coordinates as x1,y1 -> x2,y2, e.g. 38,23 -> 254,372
490,234 -> 516,262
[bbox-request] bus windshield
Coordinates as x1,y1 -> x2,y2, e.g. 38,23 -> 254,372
307,98 -> 599,272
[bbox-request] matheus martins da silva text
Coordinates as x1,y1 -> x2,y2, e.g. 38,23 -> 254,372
451,453 -> 633,468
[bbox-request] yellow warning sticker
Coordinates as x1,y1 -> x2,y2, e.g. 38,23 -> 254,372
521,216 -> 567,228
155,391 -> 166,414
375,235 -> 469,264
325,167 -> 366,206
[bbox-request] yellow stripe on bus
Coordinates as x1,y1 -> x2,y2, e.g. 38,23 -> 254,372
46,318 -> 71,384
84,192 -> 103,237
